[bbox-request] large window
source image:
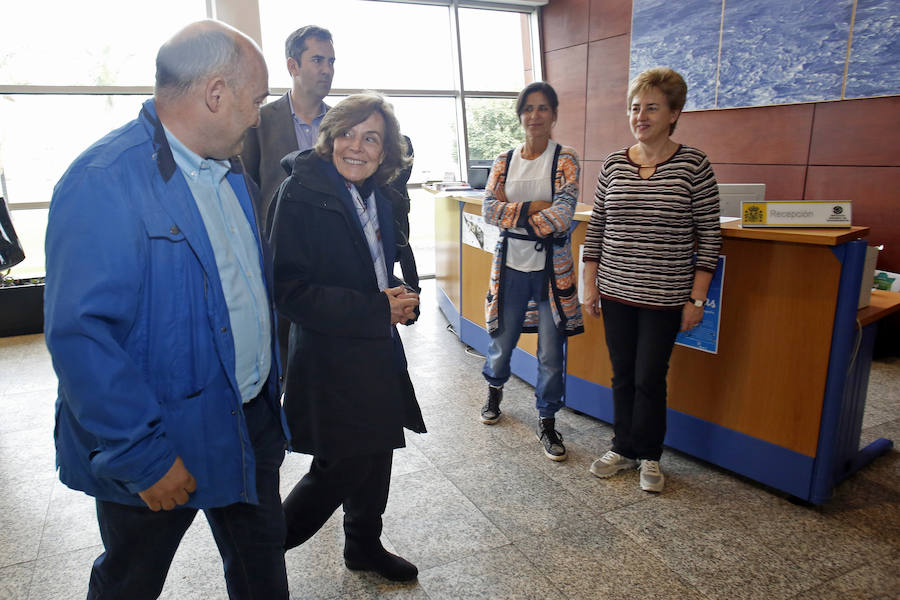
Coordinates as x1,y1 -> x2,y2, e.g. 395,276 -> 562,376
0,0 -> 544,279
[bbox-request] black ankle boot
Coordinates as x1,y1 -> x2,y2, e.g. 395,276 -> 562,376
344,541 -> 418,581
480,385 -> 503,424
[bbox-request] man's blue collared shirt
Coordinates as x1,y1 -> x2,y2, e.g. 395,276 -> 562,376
289,92 -> 328,151
164,127 -> 272,403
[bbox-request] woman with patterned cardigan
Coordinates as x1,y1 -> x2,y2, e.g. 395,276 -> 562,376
479,81 -> 584,461
583,67 -> 721,492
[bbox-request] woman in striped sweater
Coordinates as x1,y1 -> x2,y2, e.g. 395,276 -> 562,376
582,67 -> 721,492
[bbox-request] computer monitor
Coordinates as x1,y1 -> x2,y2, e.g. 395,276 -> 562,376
466,165 -> 491,190
718,183 -> 766,217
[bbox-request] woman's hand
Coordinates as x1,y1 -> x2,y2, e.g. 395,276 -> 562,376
584,285 -> 601,319
680,302 -> 704,332
527,200 -> 552,215
385,286 -> 419,325
582,261 -> 601,318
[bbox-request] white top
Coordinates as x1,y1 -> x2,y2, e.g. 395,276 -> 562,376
504,141 -> 557,272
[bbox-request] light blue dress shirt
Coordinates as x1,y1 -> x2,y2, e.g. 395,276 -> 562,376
164,127 -> 272,403
289,92 -> 328,151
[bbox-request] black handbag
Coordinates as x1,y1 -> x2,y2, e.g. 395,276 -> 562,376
0,196 -> 26,270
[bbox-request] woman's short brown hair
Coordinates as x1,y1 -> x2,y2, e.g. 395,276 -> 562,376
627,67 -> 688,134
315,92 -> 410,186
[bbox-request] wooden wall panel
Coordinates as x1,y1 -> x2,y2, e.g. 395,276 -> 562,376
541,0 -> 590,51
581,160 -> 603,205
585,36 -> 633,161
590,0 -> 633,41
711,164 -> 807,201
546,44 -> 588,159
678,104 -> 814,165
806,165 -> 900,271
809,97 -> 900,167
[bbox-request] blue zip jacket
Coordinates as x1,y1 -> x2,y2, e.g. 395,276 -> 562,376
45,99 -> 286,508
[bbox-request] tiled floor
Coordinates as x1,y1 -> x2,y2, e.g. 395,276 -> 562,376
1,279 -> 898,600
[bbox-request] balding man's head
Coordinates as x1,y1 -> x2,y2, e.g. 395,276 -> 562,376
155,20 -> 260,102
153,20 -> 269,160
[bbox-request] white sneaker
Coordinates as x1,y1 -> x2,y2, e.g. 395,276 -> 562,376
590,450 -> 638,478
639,459 -> 665,492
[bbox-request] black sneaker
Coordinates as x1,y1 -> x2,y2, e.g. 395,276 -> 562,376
480,386 -> 502,424
537,417 -> 567,461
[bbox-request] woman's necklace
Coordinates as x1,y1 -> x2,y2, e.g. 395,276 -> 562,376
635,141 -> 675,179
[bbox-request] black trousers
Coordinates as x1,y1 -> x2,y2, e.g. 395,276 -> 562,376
87,397 -> 288,600
283,450 -> 393,551
601,298 -> 682,461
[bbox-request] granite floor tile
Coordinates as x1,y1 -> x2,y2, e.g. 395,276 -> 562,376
417,543 -> 563,600
323,584 -> 429,600
790,555 -> 900,600
514,515 -> 705,600
36,481 -> 101,558
392,436 -> 435,478
0,428 -> 57,487
284,521 -> 370,600
727,490 -> 894,581
0,388 -> 55,436
603,487 -> 823,600
405,412 -> 516,468
818,471 -> 900,552
0,476 -> 54,567
383,468 -> 510,570
0,561 -> 34,600
25,545 -> 99,600
440,452 -> 600,541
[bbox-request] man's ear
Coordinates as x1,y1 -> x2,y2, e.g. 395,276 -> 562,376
287,57 -> 299,77
206,77 -> 227,113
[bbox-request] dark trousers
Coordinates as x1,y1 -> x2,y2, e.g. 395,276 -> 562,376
283,451 -> 392,552
601,298 -> 682,461
87,398 -> 288,600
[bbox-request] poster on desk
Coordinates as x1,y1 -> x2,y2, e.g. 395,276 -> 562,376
462,213 -> 500,252
675,255 -> 725,354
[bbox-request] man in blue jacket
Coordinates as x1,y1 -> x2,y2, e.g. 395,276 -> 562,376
44,20 -> 289,600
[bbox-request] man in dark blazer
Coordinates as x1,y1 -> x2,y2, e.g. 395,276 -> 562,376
242,25 -> 335,227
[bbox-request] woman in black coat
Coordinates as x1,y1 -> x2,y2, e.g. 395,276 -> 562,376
270,92 -> 426,582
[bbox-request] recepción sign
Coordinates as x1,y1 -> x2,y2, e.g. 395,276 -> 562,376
741,201 -> 852,228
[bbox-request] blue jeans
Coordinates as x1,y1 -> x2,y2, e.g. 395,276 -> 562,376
482,267 -> 565,418
86,397 -> 288,600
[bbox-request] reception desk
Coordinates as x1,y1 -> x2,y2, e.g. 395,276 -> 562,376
433,190 -> 898,504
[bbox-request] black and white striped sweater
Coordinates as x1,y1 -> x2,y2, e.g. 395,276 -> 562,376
583,145 -> 722,309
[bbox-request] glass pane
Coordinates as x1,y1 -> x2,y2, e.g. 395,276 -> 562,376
406,188 -> 435,278
388,97 -> 460,184
0,0 -> 207,86
4,208 -> 48,278
319,95 -> 461,185
465,97 -> 523,163
0,95 -> 150,207
459,8 -> 531,92
258,0 -> 454,90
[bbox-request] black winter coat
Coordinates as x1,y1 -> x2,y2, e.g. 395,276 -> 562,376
270,150 -> 426,459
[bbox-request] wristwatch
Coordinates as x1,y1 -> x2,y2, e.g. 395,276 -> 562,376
688,297 -> 706,307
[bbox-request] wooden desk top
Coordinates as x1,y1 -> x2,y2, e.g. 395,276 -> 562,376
719,221 -> 870,246
435,191 -> 871,246
858,290 -> 900,327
